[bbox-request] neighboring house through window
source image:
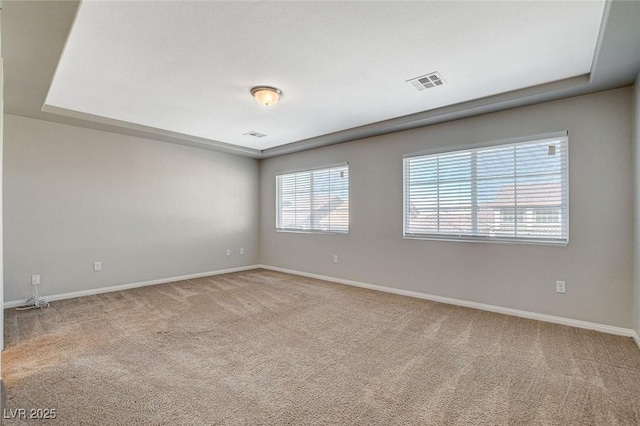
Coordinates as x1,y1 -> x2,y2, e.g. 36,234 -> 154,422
535,208 -> 561,223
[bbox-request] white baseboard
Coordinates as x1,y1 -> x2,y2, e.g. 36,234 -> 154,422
6,263 -> 639,349
258,264 -> 639,340
4,265 -> 260,309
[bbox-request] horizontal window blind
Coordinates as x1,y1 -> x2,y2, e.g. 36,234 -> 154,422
276,164 -> 349,233
404,136 -> 568,244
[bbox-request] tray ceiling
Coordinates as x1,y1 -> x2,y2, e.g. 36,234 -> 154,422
43,1 -> 606,151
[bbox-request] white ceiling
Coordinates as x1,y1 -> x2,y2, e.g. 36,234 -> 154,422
45,1 -> 605,151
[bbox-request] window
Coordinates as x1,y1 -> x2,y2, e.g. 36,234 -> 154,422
403,134 -> 568,244
276,164 -> 349,233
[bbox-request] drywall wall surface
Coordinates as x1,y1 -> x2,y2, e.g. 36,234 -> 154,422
0,50 -> 4,358
4,115 -> 259,301
634,74 -> 640,335
260,87 -> 633,328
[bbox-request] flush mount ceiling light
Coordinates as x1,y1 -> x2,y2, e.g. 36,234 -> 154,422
251,86 -> 282,107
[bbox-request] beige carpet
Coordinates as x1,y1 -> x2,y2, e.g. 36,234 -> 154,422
3,269 -> 640,425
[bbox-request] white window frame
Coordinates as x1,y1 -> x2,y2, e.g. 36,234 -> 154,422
276,163 -> 349,234
403,132 -> 569,245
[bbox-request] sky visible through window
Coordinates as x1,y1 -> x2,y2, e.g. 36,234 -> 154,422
409,141 -> 563,204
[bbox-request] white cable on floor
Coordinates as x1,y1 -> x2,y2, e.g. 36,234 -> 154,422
15,282 -> 50,310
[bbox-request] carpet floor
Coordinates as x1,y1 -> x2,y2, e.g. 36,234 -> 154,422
3,269 -> 640,425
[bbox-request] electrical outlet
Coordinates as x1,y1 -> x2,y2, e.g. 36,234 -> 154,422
556,280 -> 566,294
226,249 -> 231,257
239,248 -> 245,255
333,255 -> 339,263
94,261 -> 102,272
31,275 -> 40,286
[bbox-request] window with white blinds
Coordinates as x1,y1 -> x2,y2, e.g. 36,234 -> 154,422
276,164 -> 349,233
403,134 -> 568,245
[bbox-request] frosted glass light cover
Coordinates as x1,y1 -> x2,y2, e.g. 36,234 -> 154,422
251,87 -> 281,106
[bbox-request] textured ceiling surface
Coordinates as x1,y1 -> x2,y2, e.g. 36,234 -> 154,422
44,1 -> 605,151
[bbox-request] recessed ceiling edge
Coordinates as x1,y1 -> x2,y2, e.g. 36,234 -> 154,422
40,104 -> 263,158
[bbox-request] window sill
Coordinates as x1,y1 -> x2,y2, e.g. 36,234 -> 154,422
403,234 -> 568,246
276,229 -> 348,235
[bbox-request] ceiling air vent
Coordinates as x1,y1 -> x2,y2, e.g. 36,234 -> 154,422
407,72 -> 446,91
243,131 -> 266,138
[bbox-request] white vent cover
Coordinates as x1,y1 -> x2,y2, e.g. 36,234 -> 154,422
407,72 -> 446,91
243,131 -> 266,138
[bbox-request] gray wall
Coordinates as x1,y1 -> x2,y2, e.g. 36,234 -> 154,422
1,34 -> 4,355
260,88 -> 633,328
4,114 -> 259,302
634,74 -> 640,335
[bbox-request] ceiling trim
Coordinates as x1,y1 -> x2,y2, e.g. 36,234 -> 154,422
588,0 -> 611,83
261,75 -> 591,158
41,104 -> 262,158
41,74 -> 592,161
